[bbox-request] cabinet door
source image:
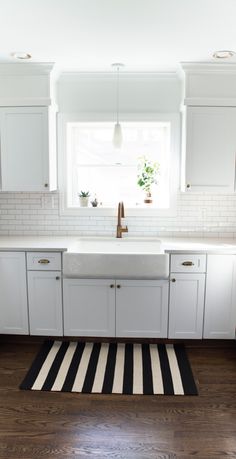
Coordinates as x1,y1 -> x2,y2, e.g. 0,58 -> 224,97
204,255 -> 236,339
63,279 -> 115,337
168,273 -> 205,339
116,280 -> 169,338
0,252 -> 28,334
28,271 -> 63,336
184,106 -> 236,192
0,107 -> 55,191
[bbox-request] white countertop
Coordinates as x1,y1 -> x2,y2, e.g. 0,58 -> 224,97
161,237 -> 236,254
0,236 -> 70,252
0,235 -> 236,254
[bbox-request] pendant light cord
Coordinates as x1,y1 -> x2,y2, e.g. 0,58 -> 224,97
116,65 -> 120,124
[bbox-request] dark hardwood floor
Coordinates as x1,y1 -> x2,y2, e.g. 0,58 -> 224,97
0,339 -> 236,459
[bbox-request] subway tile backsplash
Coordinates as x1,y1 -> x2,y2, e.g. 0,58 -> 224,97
0,191 -> 236,238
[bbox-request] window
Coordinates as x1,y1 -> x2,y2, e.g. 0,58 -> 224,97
59,115 -> 179,215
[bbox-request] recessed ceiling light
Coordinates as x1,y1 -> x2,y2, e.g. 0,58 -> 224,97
11,52 -> 32,60
212,50 -> 235,59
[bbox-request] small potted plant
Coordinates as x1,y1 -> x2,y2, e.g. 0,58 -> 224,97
90,196 -> 98,207
78,191 -> 90,207
137,156 -> 160,203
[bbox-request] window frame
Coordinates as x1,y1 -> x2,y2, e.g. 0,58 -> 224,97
58,112 -> 180,217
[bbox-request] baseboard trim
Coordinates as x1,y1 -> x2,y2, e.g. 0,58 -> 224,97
0,334 -> 235,349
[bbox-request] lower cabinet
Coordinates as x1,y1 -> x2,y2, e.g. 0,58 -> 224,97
204,255 -> 236,339
63,279 -> 116,337
2,249 -> 235,340
168,273 -> 205,339
0,252 -> 29,334
116,280 -> 168,338
27,271 -> 63,336
63,278 -> 168,338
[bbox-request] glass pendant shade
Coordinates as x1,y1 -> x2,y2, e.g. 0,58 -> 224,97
112,63 -> 124,149
112,122 -> 123,148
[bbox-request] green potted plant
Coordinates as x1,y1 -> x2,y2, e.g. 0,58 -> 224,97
78,191 -> 90,207
137,156 -> 160,203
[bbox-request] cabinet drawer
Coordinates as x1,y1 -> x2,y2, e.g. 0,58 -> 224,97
170,254 -> 206,273
27,252 -> 61,271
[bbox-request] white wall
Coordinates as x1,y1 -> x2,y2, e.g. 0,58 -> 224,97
1,71 -> 236,238
57,72 -> 181,113
0,191 -> 236,238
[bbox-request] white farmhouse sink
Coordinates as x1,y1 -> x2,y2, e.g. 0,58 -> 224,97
63,237 -> 169,279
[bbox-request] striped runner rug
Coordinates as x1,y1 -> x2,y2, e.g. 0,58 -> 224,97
20,341 -> 198,395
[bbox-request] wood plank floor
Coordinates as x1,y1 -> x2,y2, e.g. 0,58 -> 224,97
0,340 -> 236,459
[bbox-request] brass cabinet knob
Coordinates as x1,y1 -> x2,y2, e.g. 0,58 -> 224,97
110,284 -> 114,288
117,284 -> 121,289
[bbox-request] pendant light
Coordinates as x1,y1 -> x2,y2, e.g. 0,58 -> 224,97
112,63 -> 124,148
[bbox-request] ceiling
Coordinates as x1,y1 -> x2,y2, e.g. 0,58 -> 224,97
1,0 -> 236,72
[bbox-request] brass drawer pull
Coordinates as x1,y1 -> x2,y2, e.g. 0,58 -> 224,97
38,259 -> 50,264
182,261 -> 194,266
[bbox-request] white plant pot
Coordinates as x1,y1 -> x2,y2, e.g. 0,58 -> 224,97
79,197 -> 89,207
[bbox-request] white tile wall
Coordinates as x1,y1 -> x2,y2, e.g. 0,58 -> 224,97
0,191 -> 236,238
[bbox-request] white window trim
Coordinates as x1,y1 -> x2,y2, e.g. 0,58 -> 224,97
58,112 -> 180,217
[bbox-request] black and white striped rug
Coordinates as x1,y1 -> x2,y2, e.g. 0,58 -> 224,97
20,341 -> 198,395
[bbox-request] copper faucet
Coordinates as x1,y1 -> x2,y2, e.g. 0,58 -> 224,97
116,201 -> 128,238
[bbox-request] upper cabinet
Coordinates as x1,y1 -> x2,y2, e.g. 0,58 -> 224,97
0,106 -> 57,191
181,63 -> 236,193
183,106 -> 236,192
0,63 -> 57,192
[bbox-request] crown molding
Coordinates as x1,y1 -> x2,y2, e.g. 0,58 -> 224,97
0,97 -> 52,106
0,62 -> 55,76
181,62 -> 236,74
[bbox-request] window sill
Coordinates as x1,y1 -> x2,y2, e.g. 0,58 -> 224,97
59,196 -> 177,217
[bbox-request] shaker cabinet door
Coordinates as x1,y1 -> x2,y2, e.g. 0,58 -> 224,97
28,271 -> 63,336
116,280 -> 169,338
63,278 -> 116,337
204,255 -> 236,339
0,252 -> 28,334
0,106 -> 57,191
168,273 -> 205,339
184,106 -> 236,192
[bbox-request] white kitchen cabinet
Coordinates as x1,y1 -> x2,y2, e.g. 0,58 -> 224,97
63,278 -> 168,338
63,279 -> 116,337
184,106 -> 236,192
204,255 -> 236,339
27,252 -> 61,271
0,106 -> 57,191
0,252 -> 28,334
116,280 -> 168,338
27,271 -> 63,336
168,273 -> 205,339
170,253 -> 206,273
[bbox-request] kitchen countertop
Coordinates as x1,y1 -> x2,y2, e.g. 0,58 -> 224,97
0,236 -> 70,252
161,237 -> 236,254
0,235 -> 236,253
